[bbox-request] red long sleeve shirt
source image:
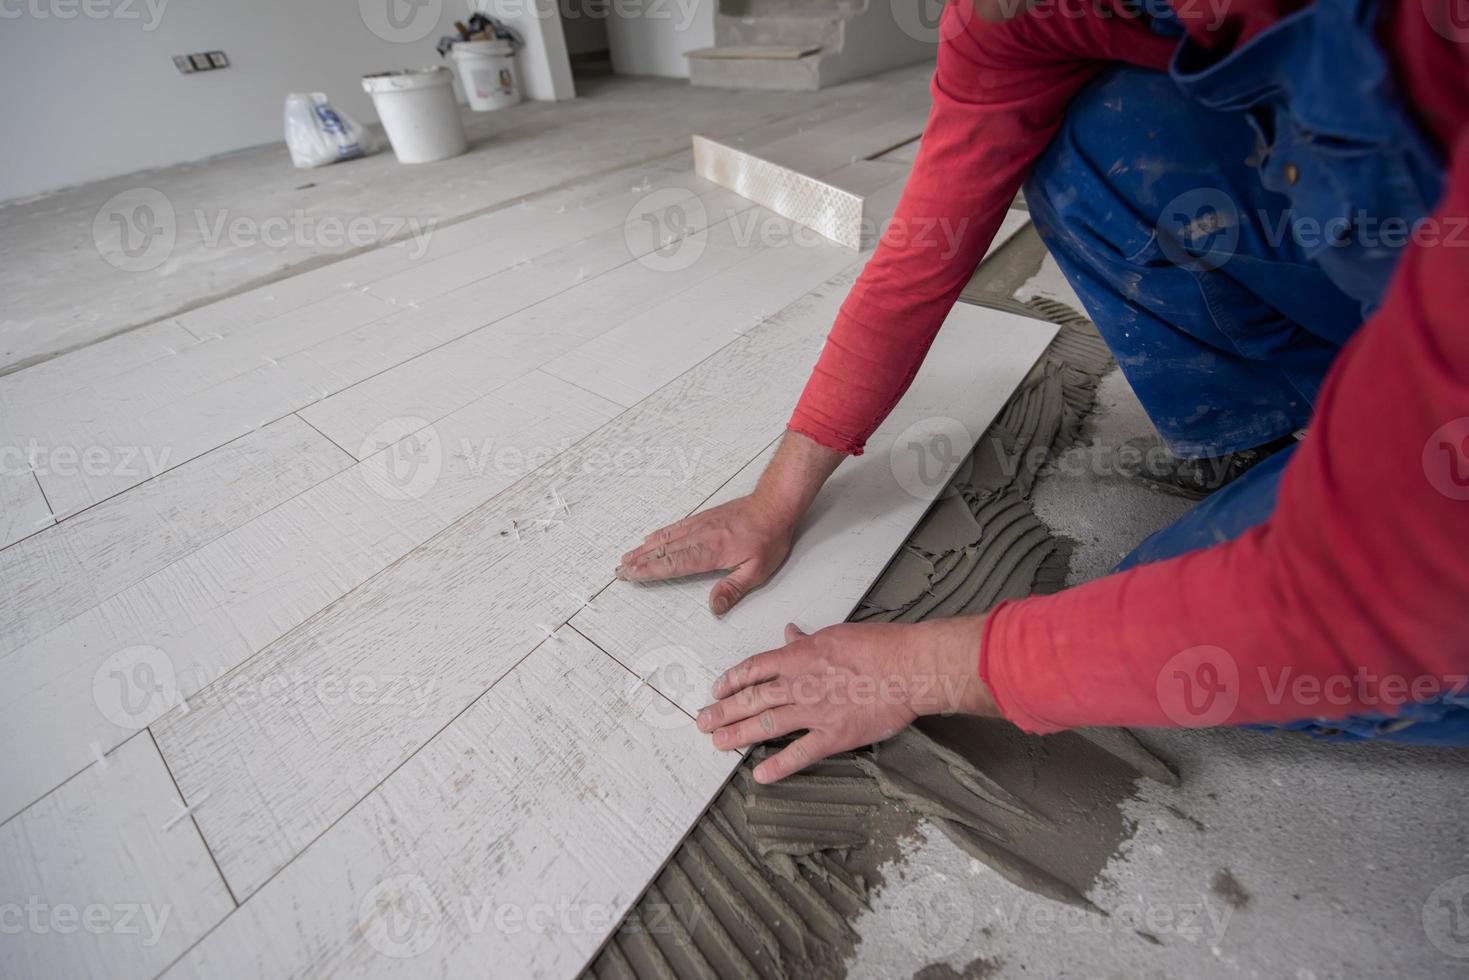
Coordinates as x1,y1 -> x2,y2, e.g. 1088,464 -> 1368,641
789,0 -> 1469,730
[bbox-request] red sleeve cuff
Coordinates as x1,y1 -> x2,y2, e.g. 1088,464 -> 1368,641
980,598 -> 1069,734
784,419 -> 865,457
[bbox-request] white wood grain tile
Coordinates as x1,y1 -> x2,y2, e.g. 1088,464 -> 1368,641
1,464 -> 51,551
5,166 -> 753,520
0,733 -> 234,980
541,163 -> 910,407
0,371 -> 619,826
170,155 -> 739,340
150,267 -> 868,900
159,627 -> 734,980
297,226 -> 762,457
0,415 -> 350,656
570,305 -> 1058,714
0,321 -> 201,415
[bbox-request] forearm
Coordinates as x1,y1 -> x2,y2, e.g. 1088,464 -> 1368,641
752,430 -> 844,528
911,615 -> 999,718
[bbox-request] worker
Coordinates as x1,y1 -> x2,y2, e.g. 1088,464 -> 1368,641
617,0 -> 1469,782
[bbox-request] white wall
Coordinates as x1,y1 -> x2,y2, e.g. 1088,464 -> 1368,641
0,0 -> 574,202
603,0 -> 713,78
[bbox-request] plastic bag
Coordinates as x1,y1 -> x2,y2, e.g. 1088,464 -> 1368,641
284,93 -> 370,169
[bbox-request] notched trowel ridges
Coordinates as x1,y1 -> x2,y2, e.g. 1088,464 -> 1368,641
581,302 -> 1176,980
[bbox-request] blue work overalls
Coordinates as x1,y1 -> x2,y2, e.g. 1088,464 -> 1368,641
1020,0 -> 1469,741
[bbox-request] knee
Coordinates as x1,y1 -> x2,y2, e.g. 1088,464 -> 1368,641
1025,68 -> 1181,266
1025,66 -> 1243,267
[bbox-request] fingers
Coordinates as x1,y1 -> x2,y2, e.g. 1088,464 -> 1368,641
618,517 -> 699,568
753,731 -> 837,784
696,680 -> 789,732
708,705 -> 807,751
616,540 -> 722,582
708,560 -> 768,617
783,622 -> 806,644
710,649 -> 786,700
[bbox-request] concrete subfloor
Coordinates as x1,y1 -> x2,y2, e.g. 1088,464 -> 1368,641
849,239 -> 1469,980
6,65 -> 1467,980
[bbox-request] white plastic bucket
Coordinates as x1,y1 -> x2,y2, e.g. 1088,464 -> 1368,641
361,68 -> 468,164
450,40 -> 522,112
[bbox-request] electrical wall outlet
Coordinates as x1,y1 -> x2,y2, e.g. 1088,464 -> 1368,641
175,50 -> 230,74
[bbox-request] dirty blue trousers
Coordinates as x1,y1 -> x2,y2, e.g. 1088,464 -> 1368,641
1020,0 -> 1468,741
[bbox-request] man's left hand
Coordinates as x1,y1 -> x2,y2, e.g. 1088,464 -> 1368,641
696,617 -> 997,784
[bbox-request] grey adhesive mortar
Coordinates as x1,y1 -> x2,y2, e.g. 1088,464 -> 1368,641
847,246 -> 1469,979
580,231 -> 1469,980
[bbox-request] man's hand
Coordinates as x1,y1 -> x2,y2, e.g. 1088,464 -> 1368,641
615,431 -> 844,615
616,495 -> 795,616
696,618 -> 997,783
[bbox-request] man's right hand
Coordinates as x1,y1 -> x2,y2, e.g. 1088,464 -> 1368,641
614,430 -> 846,616
615,494 -> 795,616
